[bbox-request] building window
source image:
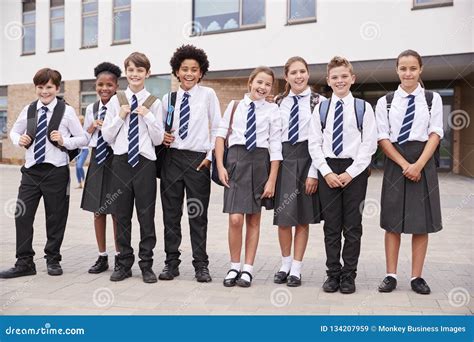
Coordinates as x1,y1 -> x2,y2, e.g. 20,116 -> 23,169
22,0 -> 35,55
413,0 -> 453,9
145,75 -> 172,101
0,87 -> 7,137
50,0 -> 65,51
192,0 -> 265,35
82,0 -> 98,48
113,0 -> 131,44
287,0 -> 316,24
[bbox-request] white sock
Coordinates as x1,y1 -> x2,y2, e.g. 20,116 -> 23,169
98,252 -> 107,257
225,262 -> 241,280
289,260 -> 302,278
279,255 -> 292,273
240,264 -> 253,282
115,251 -> 120,256
411,276 -> 418,281
386,273 -> 397,279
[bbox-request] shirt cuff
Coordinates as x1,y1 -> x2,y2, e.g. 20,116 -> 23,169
216,128 -> 228,138
377,133 -> 390,141
319,163 -> 333,177
11,134 -> 20,146
270,152 -> 283,161
428,127 -> 444,140
307,166 -> 318,179
345,164 -> 362,179
206,151 -> 212,162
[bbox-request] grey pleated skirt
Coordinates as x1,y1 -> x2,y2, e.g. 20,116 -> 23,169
273,141 -> 322,226
80,147 -> 116,214
380,141 -> 442,234
223,145 -> 274,214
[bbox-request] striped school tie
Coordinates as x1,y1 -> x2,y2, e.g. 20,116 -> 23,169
288,95 -> 300,145
397,95 -> 415,145
245,101 -> 257,151
95,106 -> 109,165
332,100 -> 344,156
179,92 -> 190,139
33,106 -> 48,164
127,95 -> 139,167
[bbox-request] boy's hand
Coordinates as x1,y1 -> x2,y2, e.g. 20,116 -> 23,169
50,130 -> 64,146
19,134 -> 32,147
135,106 -> 150,117
119,105 -> 131,120
337,172 -> 353,188
197,159 -> 211,171
324,173 -> 343,188
163,130 -> 175,146
305,177 -> 318,195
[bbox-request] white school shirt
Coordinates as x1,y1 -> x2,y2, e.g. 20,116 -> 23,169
279,87 -> 327,178
375,83 -> 444,142
308,92 -> 377,178
161,84 -> 221,161
83,100 -> 109,148
216,94 -> 283,161
102,87 -> 164,161
10,97 -> 88,169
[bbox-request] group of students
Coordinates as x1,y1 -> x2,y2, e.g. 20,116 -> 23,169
0,45 -> 443,296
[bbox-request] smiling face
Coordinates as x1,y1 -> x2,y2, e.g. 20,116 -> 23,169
35,79 -> 59,105
248,72 -> 273,101
285,61 -> 309,95
125,61 -> 149,92
96,73 -> 118,104
327,66 -> 355,98
177,59 -> 202,91
397,55 -> 422,93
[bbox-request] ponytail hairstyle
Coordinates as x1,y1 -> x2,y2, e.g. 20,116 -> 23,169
280,56 -> 310,99
396,49 -> 424,87
247,66 -> 275,91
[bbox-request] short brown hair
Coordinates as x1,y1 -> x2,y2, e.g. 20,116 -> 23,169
327,56 -> 354,75
33,68 -> 61,87
396,49 -> 423,68
248,66 -> 275,91
124,52 -> 151,72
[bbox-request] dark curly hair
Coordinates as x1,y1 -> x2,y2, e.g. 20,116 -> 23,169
170,44 -> 209,82
94,62 -> 122,80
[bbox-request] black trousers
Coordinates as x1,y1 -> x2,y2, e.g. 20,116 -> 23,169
112,154 -> 157,270
15,163 -> 70,265
318,158 -> 369,279
160,149 -> 210,270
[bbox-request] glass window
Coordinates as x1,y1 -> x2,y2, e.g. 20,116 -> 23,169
50,0 -> 64,51
113,0 -> 131,43
0,92 -> 7,136
82,0 -> 98,47
81,92 -> 98,116
413,0 -> 453,7
145,75 -> 172,101
288,0 -> 316,23
22,1 -> 35,54
193,0 -> 265,35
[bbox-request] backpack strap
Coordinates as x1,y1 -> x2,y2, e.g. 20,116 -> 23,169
164,92 -> 177,132
116,90 -> 129,106
274,93 -> 285,107
226,100 -> 240,144
142,95 -> 158,109
25,100 -> 39,149
92,100 -> 100,120
310,92 -> 320,114
353,98 -> 366,132
318,99 -> 331,131
424,90 -> 433,113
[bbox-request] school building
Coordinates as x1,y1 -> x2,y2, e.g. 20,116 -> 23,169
0,0 -> 472,176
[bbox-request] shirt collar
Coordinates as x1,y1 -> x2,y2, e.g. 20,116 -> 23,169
37,97 -> 58,113
331,92 -> 353,104
178,84 -> 199,98
99,99 -> 108,110
125,86 -> 149,101
244,93 -> 266,109
396,83 -> 423,98
288,87 -> 311,98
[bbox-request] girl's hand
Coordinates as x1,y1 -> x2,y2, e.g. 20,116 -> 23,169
403,163 -> 422,182
337,172 -> 353,188
324,173 -> 343,188
305,177 -> 318,195
50,130 -> 64,146
261,179 -> 276,199
163,131 -> 175,146
119,105 -> 131,120
218,166 -> 230,188
19,134 -> 32,147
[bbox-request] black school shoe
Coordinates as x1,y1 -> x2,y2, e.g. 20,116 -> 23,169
158,265 -> 180,280
287,275 -> 302,287
339,275 -> 356,294
0,262 -> 36,279
273,271 -> 289,284
88,255 -> 109,274
411,277 -> 431,295
142,268 -> 157,283
223,269 -> 240,287
322,276 -> 340,293
378,276 -> 397,293
195,266 -> 212,283
47,260 -> 63,276
110,261 -> 132,282
235,271 -> 253,288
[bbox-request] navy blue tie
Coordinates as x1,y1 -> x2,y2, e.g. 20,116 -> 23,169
245,102 -> 257,151
179,92 -> 190,139
397,95 -> 415,145
95,106 -> 109,165
34,106 -> 48,164
288,95 -> 300,145
332,100 -> 344,156
127,95 -> 139,167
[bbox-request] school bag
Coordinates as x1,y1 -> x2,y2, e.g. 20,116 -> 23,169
318,97 -> 366,135
115,90 -> 162,176
385,90 -> 440,167
155,92 -> 176,178
25,96 -> 80,160
211,100 -> 240,186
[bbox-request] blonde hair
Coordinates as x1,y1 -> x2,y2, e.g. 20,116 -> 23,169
248,66 -> 275,91
327,56 -> 354,75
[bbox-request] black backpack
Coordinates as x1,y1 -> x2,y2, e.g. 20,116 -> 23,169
155,92 -> 176,178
